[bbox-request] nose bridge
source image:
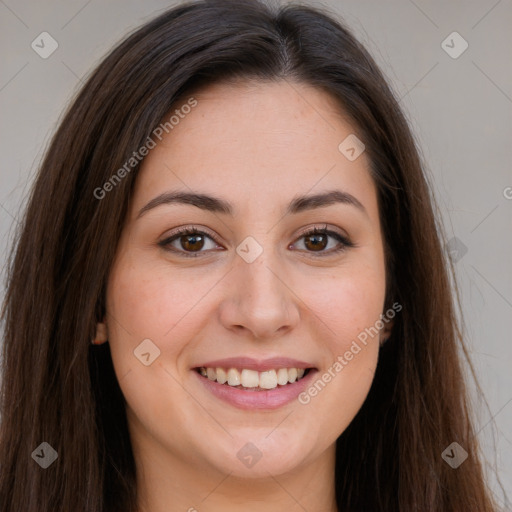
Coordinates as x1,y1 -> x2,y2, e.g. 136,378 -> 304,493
219,243 -> 300,338
243,255 -> 284,309
239,247 -> 286,310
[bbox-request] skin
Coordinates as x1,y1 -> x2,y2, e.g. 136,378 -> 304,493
104,80 -> 392,512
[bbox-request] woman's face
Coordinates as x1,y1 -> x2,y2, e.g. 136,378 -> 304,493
106,80 -> 389,480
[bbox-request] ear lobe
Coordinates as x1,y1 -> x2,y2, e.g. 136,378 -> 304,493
91,321 -> 108,345
380,318 -> 394,345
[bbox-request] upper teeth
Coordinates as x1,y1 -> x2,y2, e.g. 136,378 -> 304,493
199,367 -> 306,389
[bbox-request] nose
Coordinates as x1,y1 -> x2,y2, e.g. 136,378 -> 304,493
218,254 -> 301,340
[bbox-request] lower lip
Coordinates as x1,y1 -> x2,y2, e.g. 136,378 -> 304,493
193,369 -> 318,410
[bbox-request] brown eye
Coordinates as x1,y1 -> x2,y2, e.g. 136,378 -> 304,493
291,227 -> 354,256
159,227 -> 222,257
303,233 -> 328,251
179,233 -> 205,252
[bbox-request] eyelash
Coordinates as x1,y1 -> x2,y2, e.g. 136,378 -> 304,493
158,224 -> 354,258
293,225 -> 354,256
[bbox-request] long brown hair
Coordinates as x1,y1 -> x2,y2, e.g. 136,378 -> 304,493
0,1 -> 497,510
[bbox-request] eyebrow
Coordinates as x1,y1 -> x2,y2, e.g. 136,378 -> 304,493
137,189 -> 367,218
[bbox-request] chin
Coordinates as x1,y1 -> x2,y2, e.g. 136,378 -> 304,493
199,427 -> 316,478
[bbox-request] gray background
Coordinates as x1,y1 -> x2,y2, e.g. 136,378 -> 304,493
1,0 -> 511,507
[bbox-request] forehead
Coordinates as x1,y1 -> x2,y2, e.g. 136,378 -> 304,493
133,80 -> 378,221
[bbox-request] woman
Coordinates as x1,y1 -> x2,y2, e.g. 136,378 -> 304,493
0,0 -> 498,510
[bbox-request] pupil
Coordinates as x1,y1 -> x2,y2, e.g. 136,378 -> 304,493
305,234 -> 326,251
182,234 -> 204,251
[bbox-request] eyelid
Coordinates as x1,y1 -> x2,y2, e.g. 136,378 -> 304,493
294,223 -> 348,241
162,224 -> 220,242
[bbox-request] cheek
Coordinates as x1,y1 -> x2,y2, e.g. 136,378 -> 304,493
107,253 -> 218,343
298,261 -> 386,351
105,256 -> 210,441
294,260 -> 385,429
105,252 -> 229,390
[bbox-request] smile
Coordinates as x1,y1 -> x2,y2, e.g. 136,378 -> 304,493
193,358 -> 318,410
196,366 -> 310,391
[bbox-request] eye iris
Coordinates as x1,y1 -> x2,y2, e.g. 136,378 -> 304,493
181,233 -> 204,251
304,233 -> 327,251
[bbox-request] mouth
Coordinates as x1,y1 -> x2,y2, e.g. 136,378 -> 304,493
194,366 -> 312,392
192,358 -> 318,410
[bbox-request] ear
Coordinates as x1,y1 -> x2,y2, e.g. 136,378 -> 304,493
91,321 -> 108,345
380,318 -> 394,345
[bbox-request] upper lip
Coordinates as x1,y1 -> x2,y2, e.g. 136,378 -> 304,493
194,357 -> 316,372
